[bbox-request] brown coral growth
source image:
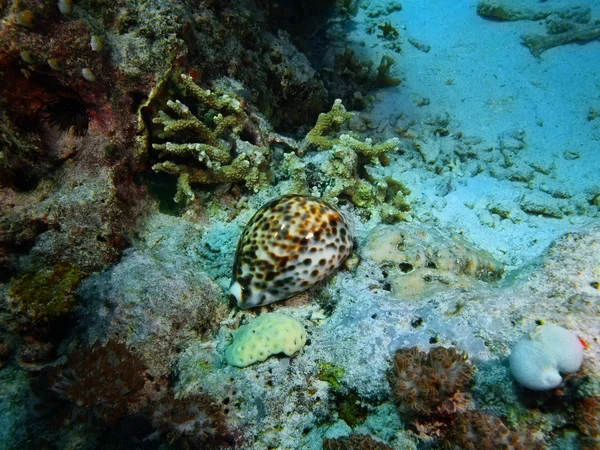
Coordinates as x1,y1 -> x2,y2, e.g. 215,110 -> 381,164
576,396 -> 600,450
442,411 -> 545,450
151,391 -> 231,448
388,346 -> 473,417
323,434 -> 393,450
49,339 -> 147,425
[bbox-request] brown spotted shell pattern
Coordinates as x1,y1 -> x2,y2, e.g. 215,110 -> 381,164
229,195 -> 353,309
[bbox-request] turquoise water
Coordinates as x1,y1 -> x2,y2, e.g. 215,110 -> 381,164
0,0 -> 599,449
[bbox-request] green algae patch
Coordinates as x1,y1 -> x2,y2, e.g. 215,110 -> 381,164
318,363 -> 346,389
10,263 -> 83,323
336,391 -> 369,428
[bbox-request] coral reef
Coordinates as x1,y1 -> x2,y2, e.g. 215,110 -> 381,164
0,108 -> 43,190
1,1 -> 598,449
361,223 -> 504,299
0,0 -> 347,278
0,365 -> 31,449
48,339 -> 147,426
388,346 -> 473,417
77,214 -> 230,377
7,263 -> 81,331
321,51 -> 402,110
323,433 -> 393,450
576,396 -> 600,450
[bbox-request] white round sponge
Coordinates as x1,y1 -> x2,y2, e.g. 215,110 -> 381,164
509,324 -> 584,391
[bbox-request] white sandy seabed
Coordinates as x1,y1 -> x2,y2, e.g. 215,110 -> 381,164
345,0 -> 600,269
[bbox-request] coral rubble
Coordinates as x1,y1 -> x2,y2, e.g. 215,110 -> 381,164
477,1 -> 600,57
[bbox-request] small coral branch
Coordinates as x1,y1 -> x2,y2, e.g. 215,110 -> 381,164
304,99 -> 353,151
292,99 -> 408,221
154,101 -> 223,150
152,139 -> 269,189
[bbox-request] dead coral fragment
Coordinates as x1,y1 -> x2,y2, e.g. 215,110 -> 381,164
443,411 -> 545,450
477,1 -> 599,56
522,22 -> 600,57
323,434 -> 393,450
362,223 -> 504,299
388,346 -> 472,417
49,340 -> 147,425
152,74 -> 270,198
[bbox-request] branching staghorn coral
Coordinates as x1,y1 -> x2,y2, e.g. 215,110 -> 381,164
151,74 -> 270,202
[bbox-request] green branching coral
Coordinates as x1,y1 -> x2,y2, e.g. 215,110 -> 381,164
151,74 -> 270,201
303,100 -> 401,159
305,99 -> 353,151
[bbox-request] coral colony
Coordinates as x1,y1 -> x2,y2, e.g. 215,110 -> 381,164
0,0 -> 599,449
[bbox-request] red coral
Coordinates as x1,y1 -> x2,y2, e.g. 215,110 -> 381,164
442,411 -> 545,450
323,434 -> 393,450
388,346 -> 473,417
49,339 -> 147,425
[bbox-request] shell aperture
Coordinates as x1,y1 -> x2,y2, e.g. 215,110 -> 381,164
229,195 -> 353,309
